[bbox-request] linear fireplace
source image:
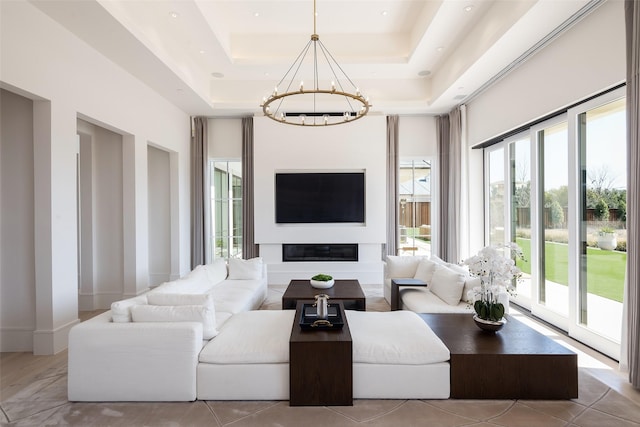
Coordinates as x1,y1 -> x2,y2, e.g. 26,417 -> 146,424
283,244 -> 358,262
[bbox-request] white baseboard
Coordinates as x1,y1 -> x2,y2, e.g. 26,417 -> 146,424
33,318 -> 81,355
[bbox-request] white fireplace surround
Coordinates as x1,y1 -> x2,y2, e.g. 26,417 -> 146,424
253,116 -> 387,285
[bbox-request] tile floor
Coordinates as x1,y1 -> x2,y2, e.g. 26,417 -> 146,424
1,284 -> 639,426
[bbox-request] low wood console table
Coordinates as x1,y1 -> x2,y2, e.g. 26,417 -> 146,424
419,313 -> 578,399
289,300 -> 352,406
390,278 -> 427,310
282,279 -> 366,311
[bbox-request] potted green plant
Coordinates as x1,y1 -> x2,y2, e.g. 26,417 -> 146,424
597,227 -> 617,251
310,273 -> 335,289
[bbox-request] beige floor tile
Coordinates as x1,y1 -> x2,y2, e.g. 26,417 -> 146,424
205,400 -> 281,425
426,399 -> 515,421
490,402 -> 567,427
518,400 -> 587,422
2,374 -> 68,421
327,399 -> 406,422
360,400 -> 474,426
572,407 -> 640,427
574,370 -> 611,406
591,388 -> 640,424
213,402 -> 359,427
9,401 -> 218,426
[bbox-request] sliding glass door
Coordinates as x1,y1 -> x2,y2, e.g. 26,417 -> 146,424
572,95 -> 626,357
535,120 -> 569,325
485,87 -> 626,360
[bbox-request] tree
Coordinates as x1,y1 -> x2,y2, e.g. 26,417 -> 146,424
588,165 -> 617,195
594,198 -> 609,221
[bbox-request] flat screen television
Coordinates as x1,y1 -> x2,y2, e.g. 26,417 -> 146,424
275,172 -> 365,223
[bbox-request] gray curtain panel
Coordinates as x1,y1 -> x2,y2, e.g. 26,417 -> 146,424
242,117 -> 259,259
436,107 -> 463,263
625,0 -> 640,389
386,115 -> 399,257
447,107 -> 462,263
190,117 -> 210,268
436,114 -> 451,261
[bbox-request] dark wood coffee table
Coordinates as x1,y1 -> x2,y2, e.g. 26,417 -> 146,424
419,313 -> 578,399
289,300 -> 352,406
282,279 -> 366,311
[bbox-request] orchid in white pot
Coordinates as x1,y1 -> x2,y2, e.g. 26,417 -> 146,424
462,243 -> 523,322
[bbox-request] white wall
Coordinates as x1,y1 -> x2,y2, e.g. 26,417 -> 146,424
209,118 -> 242,158
148,145 -> 172,286
466,0 -> 625,147
0,1 -> 191,353
254,116 -> 387,284
77,120 -> 125,309
398,116 -> 438,158
0,89 -> 36,351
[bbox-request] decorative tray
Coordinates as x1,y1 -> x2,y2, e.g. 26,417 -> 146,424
299,303 -> 344,330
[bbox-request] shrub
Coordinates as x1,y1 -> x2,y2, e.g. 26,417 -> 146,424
594,198 -> 610,221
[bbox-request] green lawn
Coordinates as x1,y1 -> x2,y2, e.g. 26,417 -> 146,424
515,238 -> 625,303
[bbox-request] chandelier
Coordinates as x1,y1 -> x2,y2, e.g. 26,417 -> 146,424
260,0 -> 371,126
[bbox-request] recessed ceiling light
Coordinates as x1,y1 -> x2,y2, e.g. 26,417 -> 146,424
254,12 -> 260,17
264,72 -> 270,77
464,5 -> 474,12
381,11 -> 388,16
211,72 -> 224,78
169,11 -> 179,18
436,46 -> 444,52
418,70 -> 431,77
199,50 -> 206,54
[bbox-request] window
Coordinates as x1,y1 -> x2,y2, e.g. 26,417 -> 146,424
483,87 -> 626,360
211,160 -> 242,260
398,159 -> 432,256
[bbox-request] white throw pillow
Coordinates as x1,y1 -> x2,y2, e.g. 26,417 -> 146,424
385,255 -> 426,278
463,276 -> 481,301
429,265 -> 466,306
446,262 -> 468,275
110,295 -> 147,323
147,293 -> 214,310
130,304 -> 218,339
227,257 -> 263,280
203,258 -> 228,284
429,255 -> 448,266
413,258 -> 437,284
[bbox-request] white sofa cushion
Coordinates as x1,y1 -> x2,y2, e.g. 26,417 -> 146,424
401,288 -> 469,313
199,310 -> 294,364
203,259 -> 228,285
131,305 -> 218,339
346,310 -> 449,365
147,293 -> 214,309
228,257 -> 263,280
413,258 -> 438,283
110,295 -> 147,323
211,279 -> 267,314
429,265 -> 466,306
385,255 -> 427,278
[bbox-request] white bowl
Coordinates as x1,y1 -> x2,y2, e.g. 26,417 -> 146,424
310,279 -> 335,289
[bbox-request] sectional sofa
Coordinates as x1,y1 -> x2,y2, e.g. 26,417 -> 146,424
68,256 -> 452,402
383,255 -> 510,314
68,257 -> 268,401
